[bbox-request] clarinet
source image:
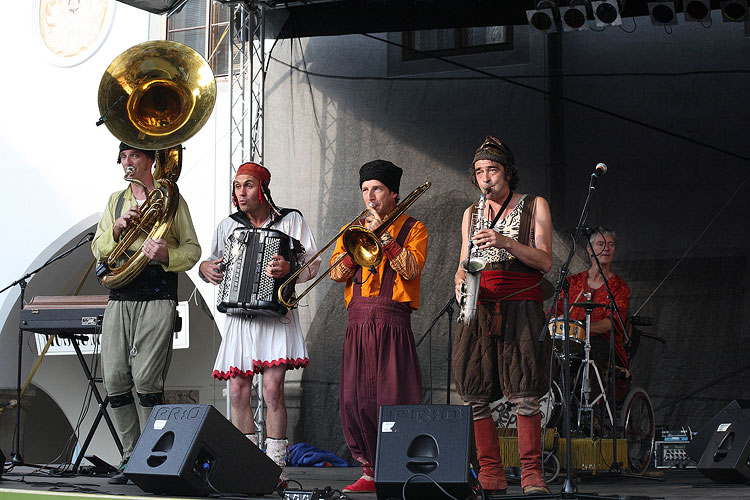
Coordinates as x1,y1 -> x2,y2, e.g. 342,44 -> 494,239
457,189 -> 489,324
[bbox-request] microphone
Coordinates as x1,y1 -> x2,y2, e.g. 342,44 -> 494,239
352,265 -> 377,285
593,162 -> 607,177
96,96 -> 125,126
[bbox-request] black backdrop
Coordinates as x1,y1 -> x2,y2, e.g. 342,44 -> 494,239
265,17 -> 750,456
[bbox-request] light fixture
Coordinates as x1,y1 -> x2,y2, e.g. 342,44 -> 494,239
648,2 -> 678,26
560,3 -> 590,31
591,0 -> 622,27
721,0 -> 748,22
684,0 -> 711,22
526,1 -> 559,33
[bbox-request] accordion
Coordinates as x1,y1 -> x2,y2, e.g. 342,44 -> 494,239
217,227 -> 301,317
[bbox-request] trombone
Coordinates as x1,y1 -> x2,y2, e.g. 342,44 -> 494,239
277,182 -> 431,308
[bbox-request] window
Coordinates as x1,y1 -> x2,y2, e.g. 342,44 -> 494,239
167,0 -> 230,76
401,26 -> 513,61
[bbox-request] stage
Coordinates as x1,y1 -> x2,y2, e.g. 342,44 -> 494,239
1,465 -> 749,500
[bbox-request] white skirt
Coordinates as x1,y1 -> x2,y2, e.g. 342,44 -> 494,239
212,309 -> 309,380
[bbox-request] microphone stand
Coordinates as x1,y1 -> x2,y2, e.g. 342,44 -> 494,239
416,296 -> 455,404
527,171 -> 624,500
585,239 -> 658,482
0,233 -> 94,468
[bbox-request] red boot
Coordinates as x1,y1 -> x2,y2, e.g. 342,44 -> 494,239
517,413 -> 549,495
473,417 -> 507,494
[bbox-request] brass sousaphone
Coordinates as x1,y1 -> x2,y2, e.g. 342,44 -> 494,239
96,40 -> 216,289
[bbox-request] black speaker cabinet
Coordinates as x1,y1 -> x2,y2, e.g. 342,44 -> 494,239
125,404 -> 280,496
695,404 -> 750,484
686,400 -> 750,463
375,405 -> 474,500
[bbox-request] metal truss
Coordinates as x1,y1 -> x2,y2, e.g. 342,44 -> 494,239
228,0 -> 265,174
224,0 -> 267,445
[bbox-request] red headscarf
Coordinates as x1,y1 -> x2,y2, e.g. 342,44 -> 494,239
235,162 -> 270,204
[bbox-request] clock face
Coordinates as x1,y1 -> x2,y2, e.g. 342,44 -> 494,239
34,0 -> 116,67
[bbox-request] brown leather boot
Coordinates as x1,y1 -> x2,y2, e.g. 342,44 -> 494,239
517,413 -> 549,495
473,417 -> 507,495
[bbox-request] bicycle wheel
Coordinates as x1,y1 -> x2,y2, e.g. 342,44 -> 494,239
543,450 -> 561,483
619,386 -> 655,473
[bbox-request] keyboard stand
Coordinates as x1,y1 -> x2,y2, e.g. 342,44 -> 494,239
55,330 -> 123,472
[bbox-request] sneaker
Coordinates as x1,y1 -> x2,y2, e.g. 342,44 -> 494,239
107,460 -> 130,485
342,475 -> 375,493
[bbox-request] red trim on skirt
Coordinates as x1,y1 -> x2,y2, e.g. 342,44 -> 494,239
212,357 -> 309,380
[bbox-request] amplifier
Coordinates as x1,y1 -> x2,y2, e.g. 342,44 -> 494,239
654,441 -> 696,469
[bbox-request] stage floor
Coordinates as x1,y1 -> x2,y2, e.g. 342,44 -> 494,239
1,465 -> 749,500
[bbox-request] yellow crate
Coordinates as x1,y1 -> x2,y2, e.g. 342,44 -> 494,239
557,436 -> 628,473
498,430 -> 627,474
497,428 -> 558,467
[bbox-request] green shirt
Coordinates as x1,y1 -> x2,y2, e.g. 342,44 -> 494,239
91,180 -> 201,273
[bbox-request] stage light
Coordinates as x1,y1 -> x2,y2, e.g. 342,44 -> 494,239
684,0 -> 711,22
721,0 -> 748,22
526,1 -> 559,33
560,4 -> 590,31
648,2 -> 678,26
592,0 -> 622,27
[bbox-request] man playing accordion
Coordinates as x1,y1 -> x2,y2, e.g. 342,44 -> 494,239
199,162 -> 320,479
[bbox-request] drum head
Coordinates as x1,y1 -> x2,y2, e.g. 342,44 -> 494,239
552,335 -> 585,358
548,317 -> 586,357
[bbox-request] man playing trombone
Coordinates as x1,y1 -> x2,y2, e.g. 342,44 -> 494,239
453,136 -> 553,496
329,160 -> 428,493
198,162 -> 320,480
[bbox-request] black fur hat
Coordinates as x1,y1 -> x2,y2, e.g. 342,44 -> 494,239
359,159 -> 402,194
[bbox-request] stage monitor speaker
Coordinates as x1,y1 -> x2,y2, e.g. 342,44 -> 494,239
125,404 -> 280,496
695,403 -> 750,484
374,405 -> 474,500
685,400 -> 750,462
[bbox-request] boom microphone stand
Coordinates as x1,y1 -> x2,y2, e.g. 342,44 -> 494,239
585,235 -> 651,481
528,165 -> 625,500
0,232 -> 94,468
415,296 -> 455,404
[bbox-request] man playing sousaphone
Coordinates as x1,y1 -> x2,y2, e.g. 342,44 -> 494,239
453,136 -> 553,495
92,142 -> 201,484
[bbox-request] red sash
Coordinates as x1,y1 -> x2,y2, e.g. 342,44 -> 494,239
479,270 -> 544,304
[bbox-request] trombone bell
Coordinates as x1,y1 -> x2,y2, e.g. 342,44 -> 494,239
343,225 -> 382,268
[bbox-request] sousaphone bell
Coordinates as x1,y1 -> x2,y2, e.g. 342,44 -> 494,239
96,40 -> 216,289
